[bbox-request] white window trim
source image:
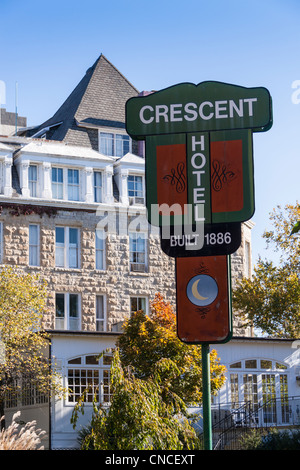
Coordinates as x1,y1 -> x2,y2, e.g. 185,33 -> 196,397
95,229 -> 106,270
129,231 -> 148,273
66,353 -> 112,406
55,226 -> 80,269
28,163 -> 41,198
67,168 -> 80,201
55,292 -> 81,331
51,166 -> 64,200
51,166 -> 81,201
98,129 -> 132,157
29,224 -> 40,267
94,170 -> 103,203
0,222 -> 3,264
229,358 -> 289,407
128,174 -> 145,205
96,294 -> 107,332
244,239 -> 251,278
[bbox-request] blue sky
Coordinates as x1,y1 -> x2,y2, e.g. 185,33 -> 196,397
1,0 -> 300,266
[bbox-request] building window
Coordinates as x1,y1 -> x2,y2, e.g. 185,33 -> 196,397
130,296 -> 147,315
21,373 -> 48,406
94,171 -> 103,203
0,222 -> 3,264
67,353 -> 112,404
55,293 -> 80,330
99,132 -> 130,157
29,224 -> 39,266
52,167 -> 63,199
28,165 -> 37,197
128,175 -> 144,204
96,295 -> 106,331
229,358 -> 290,425
95,229 -> 105,270
68,169 -> 79,201
129,232 -> 147,272
245,240 -> 251,278
55,227 -> 79,268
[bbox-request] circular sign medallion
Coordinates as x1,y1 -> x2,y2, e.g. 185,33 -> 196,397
186,274 -> 218,307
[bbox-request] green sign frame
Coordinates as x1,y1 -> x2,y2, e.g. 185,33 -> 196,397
125,81 -> 272,227
126,81 -> 272,139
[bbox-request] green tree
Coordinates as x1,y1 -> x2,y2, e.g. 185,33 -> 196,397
72,294 -> 226,450
118,293 -> 226,405
233,203 -> 300,338
72,349 -> 200,450
0,266 -> 64,423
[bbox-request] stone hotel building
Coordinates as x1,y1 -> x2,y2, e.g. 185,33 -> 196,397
0,55 -> 256,449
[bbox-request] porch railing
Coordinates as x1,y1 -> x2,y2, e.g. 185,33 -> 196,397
195,395 -> 300,450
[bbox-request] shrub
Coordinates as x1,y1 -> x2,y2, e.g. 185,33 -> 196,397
0,412 -> 46,450
240,427 -> 300,450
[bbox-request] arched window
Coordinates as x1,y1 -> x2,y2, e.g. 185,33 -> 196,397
67,352 -> 112,404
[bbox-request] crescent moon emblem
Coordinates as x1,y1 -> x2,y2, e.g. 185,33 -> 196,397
192,279 -> 208,300
186,274 -> 219,307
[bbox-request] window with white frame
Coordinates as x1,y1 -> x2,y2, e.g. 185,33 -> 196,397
29,224 -> 40,266
94,171 -> 103,203
0,222 -> 3,264
52,167 -> 64,199
55,226 -> 79,268
28,165 -> 38,197
96,295 -> 106,331
128,175 -> 144,204
229,358 -> 289,425
55,292 -> 80,330
130,296 -> 147,315
99,131 -> 130,157
245,240 -> 251,278
95,229 -> 105,270
129,232 -> 147,272
67,353 -> 112,404
68,169 -> 79,201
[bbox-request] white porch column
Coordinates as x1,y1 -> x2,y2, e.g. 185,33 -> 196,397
19,160 -> 30,197
42,162 -> 52,199
103,166 -> 114,204
119,170 -> 129,204
84,167 -> 93,203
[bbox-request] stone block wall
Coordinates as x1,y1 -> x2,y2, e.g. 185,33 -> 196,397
0,206 -> 252,335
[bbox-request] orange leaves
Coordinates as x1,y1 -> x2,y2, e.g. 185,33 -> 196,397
150,293 -> 176,331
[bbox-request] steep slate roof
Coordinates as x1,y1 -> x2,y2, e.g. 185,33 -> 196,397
28,55 -> 139,148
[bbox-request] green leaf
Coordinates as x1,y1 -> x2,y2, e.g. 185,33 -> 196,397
290,220 -> 300,235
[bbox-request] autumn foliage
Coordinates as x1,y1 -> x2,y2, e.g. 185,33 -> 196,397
118,293 -> 226,405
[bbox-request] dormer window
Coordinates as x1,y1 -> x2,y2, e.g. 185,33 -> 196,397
52,167 -> 63,199
94,171 -> 103,203
99,131 -> 130,157
28,165 -> 37,197
128,174 -> 144,204
68,169 -> 79,201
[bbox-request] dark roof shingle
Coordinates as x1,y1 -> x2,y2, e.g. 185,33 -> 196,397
28,55 -> 139,148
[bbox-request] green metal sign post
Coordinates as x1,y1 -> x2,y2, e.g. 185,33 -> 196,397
202,344 -> 212,450
126,81 -> 272,452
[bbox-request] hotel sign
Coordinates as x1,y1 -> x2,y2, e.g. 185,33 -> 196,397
126,82 -> 272,137
175,255 -> 232,344
126,82 -> 272,227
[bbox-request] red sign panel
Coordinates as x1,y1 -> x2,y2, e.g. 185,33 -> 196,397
210,139 -> 244,213
156,143 -> 187,216
175,255 -> 232,344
